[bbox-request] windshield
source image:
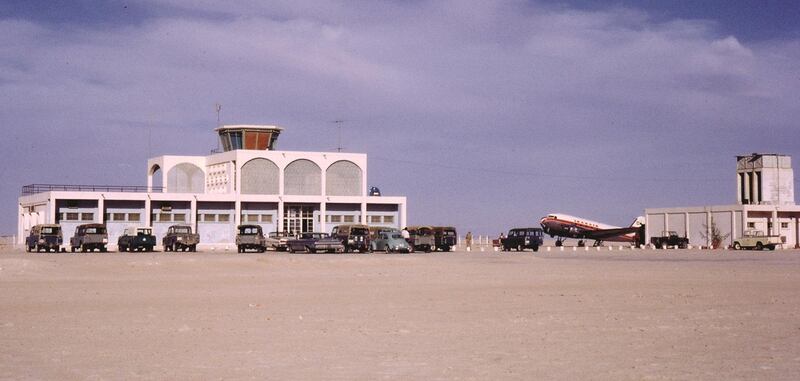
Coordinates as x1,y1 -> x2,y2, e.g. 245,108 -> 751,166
240,227 -> 260,235
85,227 -> 106,234
391,233 -> 403,239
352,228 -> 369,235
443,231 -> 456,236
173,227 -> 190,234
137,228 -> 152,235
41,227 -> 60,235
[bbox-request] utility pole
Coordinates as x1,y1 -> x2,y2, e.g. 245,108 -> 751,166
331,120 -> 344,152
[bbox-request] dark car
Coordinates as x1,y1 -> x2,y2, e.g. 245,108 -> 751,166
26,224 -> 64,253
431,226 -> 457,252
403,226 -> 435,252
117,226 -> 156,252
502,227 -> 543,252
236,224 -> 267,253
331,224 -> 370,253
287,232 -> 345,253
162,224 -> 200,252
69,223 -> 108,252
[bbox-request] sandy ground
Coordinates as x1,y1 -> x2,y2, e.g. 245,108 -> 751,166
2,247 -> 800,380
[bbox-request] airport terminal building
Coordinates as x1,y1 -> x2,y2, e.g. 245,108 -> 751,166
645,153 -> 800,249
17,125 -> 407,247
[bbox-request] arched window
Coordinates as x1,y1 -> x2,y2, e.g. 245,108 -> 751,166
326,160 -> 362,196
167,163 -> 204,193
284,159 -> 321,195
241,158 -> 279,194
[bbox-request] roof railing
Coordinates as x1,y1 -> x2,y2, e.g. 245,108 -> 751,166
21,184 -> 163,196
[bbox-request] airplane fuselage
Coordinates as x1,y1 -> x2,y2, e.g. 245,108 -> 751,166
539,213 -> 637,243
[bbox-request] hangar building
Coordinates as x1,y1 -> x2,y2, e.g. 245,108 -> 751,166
645,153 -> 800,249
17,125 -> 407,247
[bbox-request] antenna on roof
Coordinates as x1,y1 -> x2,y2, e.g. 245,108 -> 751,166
215,103 -> 222,126
331,120 -> 345,152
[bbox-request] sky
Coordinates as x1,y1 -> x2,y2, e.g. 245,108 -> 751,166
1,0 -> 799,236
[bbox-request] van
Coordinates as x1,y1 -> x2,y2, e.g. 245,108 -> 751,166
331,224 -> 370,253
431,226 -> 457,252
26,224 -> 64,253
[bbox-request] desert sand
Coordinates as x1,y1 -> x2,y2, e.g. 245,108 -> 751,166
2,247 -> 800,380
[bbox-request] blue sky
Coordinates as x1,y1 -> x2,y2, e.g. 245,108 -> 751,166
2,1 -> 799,236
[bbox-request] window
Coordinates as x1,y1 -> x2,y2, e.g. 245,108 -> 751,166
81,213 -> 94,221
159,213 -> 171,222
105,213 -> 111,221
218,214 -> 230,222
261,215 -> 273,223
113,213 -> 126,221
173,213 -> 186,222
330,215 -> 342,223
370,215 -> 382,223
247,215 -> 259,222
781,222 -> 789,229
66,212 -> 79,221
128,213 -> 140,222
747,222 -> 755,228
384,216 -> 394,224
344,215 -> 354,223
203,214 -> 216,222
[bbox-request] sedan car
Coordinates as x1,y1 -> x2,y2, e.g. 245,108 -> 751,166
370,231 -> 412,253
287,232 -> 345,253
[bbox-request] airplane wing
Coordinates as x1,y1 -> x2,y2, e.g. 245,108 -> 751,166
582,227 -> 639,240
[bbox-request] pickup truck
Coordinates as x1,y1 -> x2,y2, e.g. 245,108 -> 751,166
732,230 -> 782,251
650,231 -> 689,249
70,223 -> 109,252
162,224 -> 200,252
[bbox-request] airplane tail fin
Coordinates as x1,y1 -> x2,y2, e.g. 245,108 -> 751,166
629,216 -> 645,228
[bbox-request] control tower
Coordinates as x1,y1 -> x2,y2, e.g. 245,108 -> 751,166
216,125 -> 282,151
737,153 -> 794,206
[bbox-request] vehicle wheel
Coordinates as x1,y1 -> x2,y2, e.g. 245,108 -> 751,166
425,246 -> 431,253
555,240 -> 563,247
81,245 -> 87,253
517,244 -> 523,252
768,245 -> 776,251
130,245 -> 136,252
533,245 -> 539,252
385,247 -> 390,254
26,245 -> 31,252
190,245 -> 196,252
100,247 -> 107,253
288,246 -> 294,253
71,246 -> 76,253
756,242 -> 764,251
54,245 -> 60,253
147,246 -> 153,252
733,242 -> 741,250
307,247 -> 316,254
237,246 -> 243,253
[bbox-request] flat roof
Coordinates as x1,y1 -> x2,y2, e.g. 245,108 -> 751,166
214,125 -> 283,132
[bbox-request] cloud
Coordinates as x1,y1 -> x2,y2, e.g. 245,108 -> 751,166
1,1 -> 799,234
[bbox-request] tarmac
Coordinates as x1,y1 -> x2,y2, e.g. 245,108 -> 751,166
2,246 -> 800,379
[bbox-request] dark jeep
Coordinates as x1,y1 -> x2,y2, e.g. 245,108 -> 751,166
431,226 -> 457,252
117,226 -> 156,252
162,225 -> 200,252
26,224 -> 64,253
403,225 -> 435,252
70,223 -> 108,252
501,227 -> 543,252
331,224 -> 370,253
236,224 -> 267,253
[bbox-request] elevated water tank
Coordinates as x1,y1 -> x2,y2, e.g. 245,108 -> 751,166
216,125 -> 282,152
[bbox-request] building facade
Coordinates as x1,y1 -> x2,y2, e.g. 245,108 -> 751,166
645,153 -> 800,248
18,125 -> 407,247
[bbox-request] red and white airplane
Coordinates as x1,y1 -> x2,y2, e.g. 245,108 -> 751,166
539,213 -> 645,247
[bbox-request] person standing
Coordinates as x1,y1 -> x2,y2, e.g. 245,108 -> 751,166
466,231 -> 473,251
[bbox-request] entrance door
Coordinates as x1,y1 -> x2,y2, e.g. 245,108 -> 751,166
284,205 -> 315,235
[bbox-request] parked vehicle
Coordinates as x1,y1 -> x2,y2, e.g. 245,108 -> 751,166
162,225 -> 200,252
431,226 -> 457,252
331,224 -> 370,253
650,231 -> 689,249
501,227 -> 543,252
732,230 -> 783,251
403,226 -> 435,252
236,224 -> 267,253
266,231 -> 290,251
117,226 -> 156,252
287,232 -> 345,253
371,230 -> 412,253
26,224 -> 64,253
69,223 -> 108,252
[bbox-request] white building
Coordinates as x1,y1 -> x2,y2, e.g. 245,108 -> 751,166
645,153 -> 799,248
18,125 -> 407,247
